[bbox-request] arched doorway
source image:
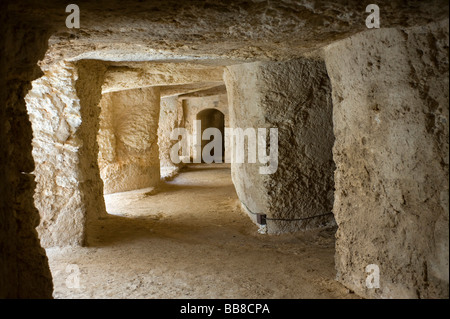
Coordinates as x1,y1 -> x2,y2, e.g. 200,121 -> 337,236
196,109 -> 225,163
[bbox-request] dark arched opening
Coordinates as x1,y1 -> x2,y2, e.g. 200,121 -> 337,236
196,108 -> 225,163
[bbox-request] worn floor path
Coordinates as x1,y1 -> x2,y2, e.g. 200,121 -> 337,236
46,164 -> 357,299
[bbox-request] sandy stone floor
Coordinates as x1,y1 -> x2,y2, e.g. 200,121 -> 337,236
45,164 -> 358,299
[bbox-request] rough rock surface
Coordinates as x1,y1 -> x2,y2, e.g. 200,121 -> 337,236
2,0 -> 449,300
224,63 -> 269,225
98,87 -> 161,194
74,61 -> 109,236
26,60 -> 108,247
180,85 -> 227,98
158,96 -> 182,179
102,62 -> 224,93
224,59 -> 335,233
26,62 -> 86,247
48,164 -> 358,299
1,11 -> 53,297
160,83 -> 224,98
9,1 -> 448,68
323,19 -> 449,298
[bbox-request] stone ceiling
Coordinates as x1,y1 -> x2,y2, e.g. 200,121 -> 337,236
9,0 -> 448,69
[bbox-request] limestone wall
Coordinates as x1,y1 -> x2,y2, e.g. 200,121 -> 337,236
26,60 -> 108,247
323,20 -> 449,298
2,0 -> 448,300
224,59 -> 335,233
98,87 -> 161,194
26,62 -> 86,247
158,96 -> 183,179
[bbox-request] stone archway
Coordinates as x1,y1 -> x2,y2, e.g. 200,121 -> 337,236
196,109 -> 225,163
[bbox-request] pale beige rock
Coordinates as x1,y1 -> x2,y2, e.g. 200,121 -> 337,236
224,63 -> 269,227
161,83 -> 224,98
2,0 -> 448,300
102,62 -> 224,93
75,60 -> 110,234
179,85 -> 227,98
323,19 -> 449,299
26,62 -> 86,247
8,1 -> 445,69
26,60 -> 108,247
98,87 -> 161,194
224,59 -> 335,234
158,96 -> 182,179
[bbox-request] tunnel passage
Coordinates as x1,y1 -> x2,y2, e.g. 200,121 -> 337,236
3,0 -> 448,300
197,109 -> 225,163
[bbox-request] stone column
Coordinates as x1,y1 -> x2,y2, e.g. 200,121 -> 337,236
224,58 -> 335,234
323,20 -> 449,298
26,60 -> 108,247
158,95 -> 181,179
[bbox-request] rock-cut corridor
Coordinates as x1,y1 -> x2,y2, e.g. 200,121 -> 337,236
47,164 -> 355,299
1,0 -> 448,300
